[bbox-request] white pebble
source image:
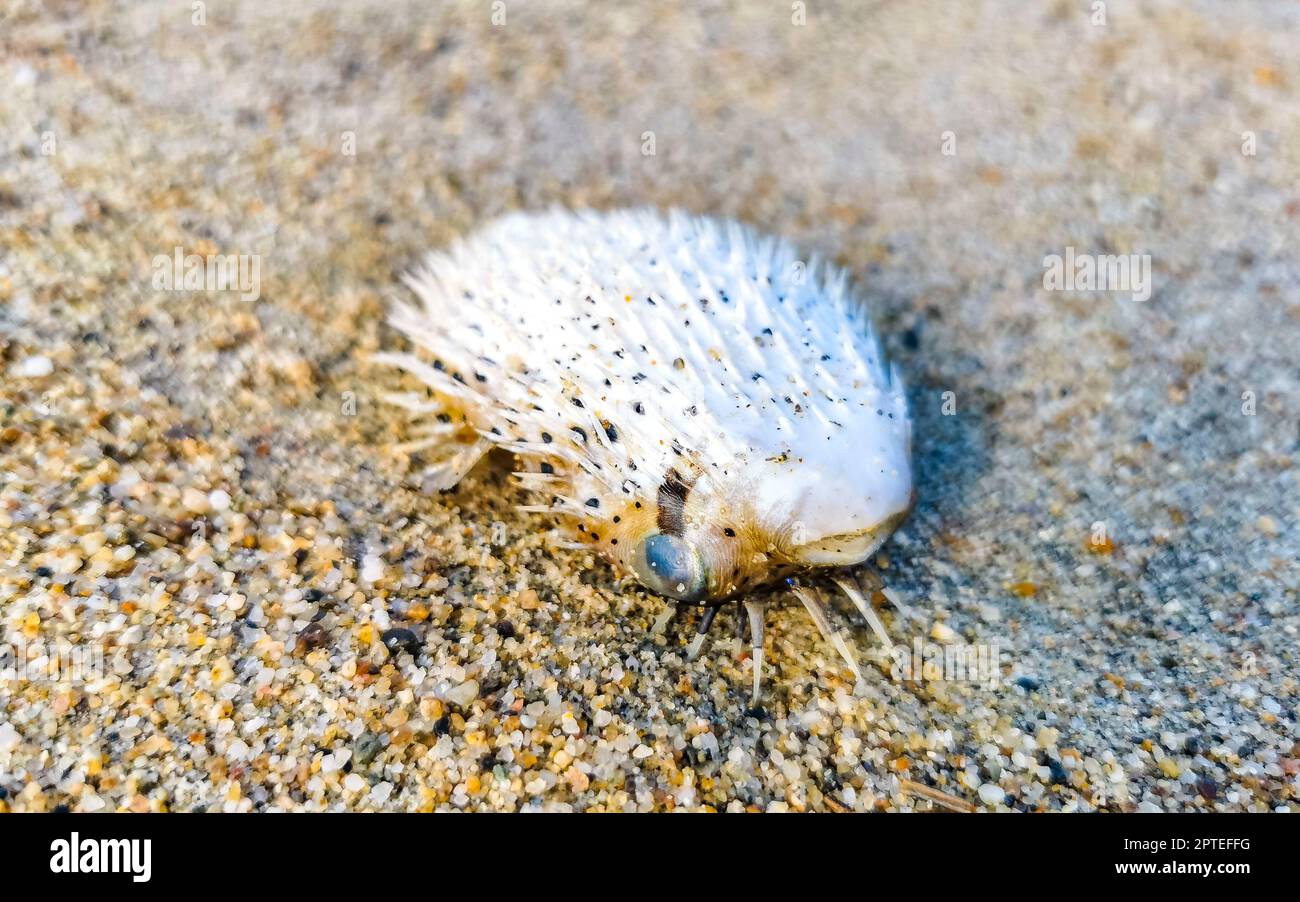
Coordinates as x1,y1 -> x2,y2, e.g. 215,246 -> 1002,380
12,355 -> 53,377
181,487 -> 210,514
343,773 -> 367,794
208,489 -> 232,511
978,783 -> 1005,806
930,622 -> 958,643
0,723 -> 20,751
360,554 -> 384,583
444,680 -> 479,708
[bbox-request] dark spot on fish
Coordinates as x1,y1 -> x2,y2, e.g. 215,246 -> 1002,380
656,468 -> 693,536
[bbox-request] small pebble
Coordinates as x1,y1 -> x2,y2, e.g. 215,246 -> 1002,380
360,554 -> 385,583
0,724 -> 20,752
11,355 -> 53,377
295,622 -> 328,653
444,680 -> 479,708
930,622 -> 958,643
181,487 -> 210,514
380,627 -> 421,657
354,732 -> 385,767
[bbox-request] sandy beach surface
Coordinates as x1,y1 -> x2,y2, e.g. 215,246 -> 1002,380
1,0 -> 1297,811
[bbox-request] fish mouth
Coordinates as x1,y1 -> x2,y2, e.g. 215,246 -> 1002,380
790,500 -> 914,567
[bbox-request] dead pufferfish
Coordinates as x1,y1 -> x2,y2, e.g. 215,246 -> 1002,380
375,208 -> 915,703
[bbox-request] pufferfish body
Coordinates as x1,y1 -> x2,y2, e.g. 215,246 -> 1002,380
377,208 -> 914,700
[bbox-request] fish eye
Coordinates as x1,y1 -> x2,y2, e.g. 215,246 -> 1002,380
631,534 -> 706,602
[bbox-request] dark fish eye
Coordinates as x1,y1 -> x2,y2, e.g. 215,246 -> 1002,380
631,534 -> 706,602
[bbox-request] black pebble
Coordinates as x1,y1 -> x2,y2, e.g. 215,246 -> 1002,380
1046,758 -> 1069,785
381,627 -> 421,657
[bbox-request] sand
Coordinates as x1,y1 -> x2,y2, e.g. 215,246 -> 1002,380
0,0 -> 1296,811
